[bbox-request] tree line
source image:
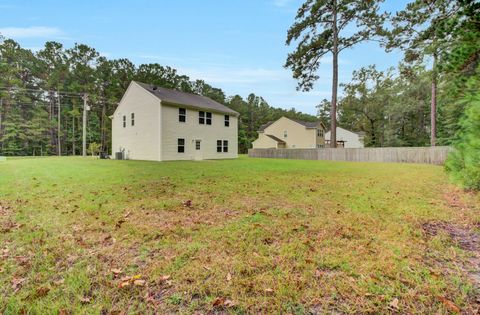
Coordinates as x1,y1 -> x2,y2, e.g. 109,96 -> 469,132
0,38 -> 316,156
285,0 -> 479,148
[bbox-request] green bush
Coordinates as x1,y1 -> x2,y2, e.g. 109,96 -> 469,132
445,93 -> 480,190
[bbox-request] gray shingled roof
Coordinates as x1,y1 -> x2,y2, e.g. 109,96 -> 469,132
258,121 -> 274,132
258,117 -> 320,132
135,81 -> 239,116
290,119 -> 319,129
265,134 -> 286,144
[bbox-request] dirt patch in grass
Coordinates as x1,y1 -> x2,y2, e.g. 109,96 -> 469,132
422,220 -> 480,311
422,221 -> 480,252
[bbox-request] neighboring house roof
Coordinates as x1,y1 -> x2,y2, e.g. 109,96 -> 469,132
326,126 -> 362,136
290,119 -> 319,129
265,134 -> 286,144
258,121 -> 275,132
135,81 -> 239,116
258,117 -> 323,132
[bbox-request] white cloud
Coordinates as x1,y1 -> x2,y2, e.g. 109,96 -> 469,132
176,66 -> 289,84
0,26 -> 64,39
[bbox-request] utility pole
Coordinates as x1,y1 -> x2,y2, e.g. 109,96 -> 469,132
57,91 -> 61,156
82,93 -> 89,157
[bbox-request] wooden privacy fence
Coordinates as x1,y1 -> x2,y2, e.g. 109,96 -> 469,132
248,146 -> 452,165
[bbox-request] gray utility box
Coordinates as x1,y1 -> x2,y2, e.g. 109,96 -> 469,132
115,152 -> 124,160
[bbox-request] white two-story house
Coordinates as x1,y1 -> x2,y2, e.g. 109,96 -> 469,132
111,81 -> 239,161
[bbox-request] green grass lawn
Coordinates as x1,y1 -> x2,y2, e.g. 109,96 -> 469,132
1,156 -> 479,314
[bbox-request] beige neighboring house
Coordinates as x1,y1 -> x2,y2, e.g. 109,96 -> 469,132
252,116 -> 326,149
325,127 -> 365,148
111,81 -> 239,161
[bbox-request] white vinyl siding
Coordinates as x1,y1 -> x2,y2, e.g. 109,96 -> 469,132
112,82 -> 161,160
161,105 -> 237,161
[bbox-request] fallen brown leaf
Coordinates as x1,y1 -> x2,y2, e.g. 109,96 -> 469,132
389,298 -> 399,310
264,288 -> 274,295
80,296 -> 91,304
212,297 -> 225,307
11,277 -> 25,290
134,279 -> 146,286
438,296 -> 461,313
226,272 -> 232,282
35,287 -> 50,297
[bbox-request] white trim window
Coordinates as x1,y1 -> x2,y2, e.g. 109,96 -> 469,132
317,129 -> 324,137
223,140 -> 228,152
179,108 -> 186,122
131,113 -> 135,126
123,115 -> 126,128
224,115 -> 230,127
177,138 -> 185,153
199,111 -> 212,125
284,130 -> 287,138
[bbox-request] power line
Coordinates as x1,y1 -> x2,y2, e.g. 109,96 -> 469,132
0,87 -> 85,97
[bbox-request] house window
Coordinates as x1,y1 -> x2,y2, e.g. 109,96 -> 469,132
224,115 -> 230,127
284,130 -> 287,138
223,140 -> 228,153
177,138 -> 185,153
317,144 -> 324,148
206,112 -> 212,125
217,140 -> 222,153
131,113 -> 135,126
199,111 -> 205,124
179,108 -> 186,122
123,115 -> 126,128
317,129 -> 323,137
195,140 -> 201,150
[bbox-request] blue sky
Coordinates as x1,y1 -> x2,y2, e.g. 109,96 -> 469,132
0,0 -> 407,115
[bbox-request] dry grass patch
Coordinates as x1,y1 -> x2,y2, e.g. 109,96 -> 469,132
0,156 -> 479,313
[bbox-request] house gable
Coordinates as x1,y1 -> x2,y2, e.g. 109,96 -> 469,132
111,81 -> 162,160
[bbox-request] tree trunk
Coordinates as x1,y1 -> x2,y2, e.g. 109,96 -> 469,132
101,98 -> 106,152
431,51 -> 437,147
49,93 -> 55,154
72,109 -> 76,155
0,98 -> 3,151
57,92 -> 61,156
330,0 -> 338,148
369,118 -> 376,146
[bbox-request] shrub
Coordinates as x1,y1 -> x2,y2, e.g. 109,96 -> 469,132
445,92 -> 480,190
87,142 -> 101,157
